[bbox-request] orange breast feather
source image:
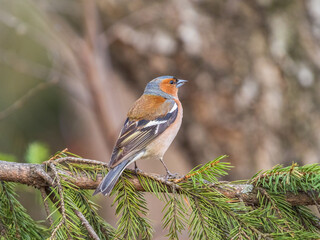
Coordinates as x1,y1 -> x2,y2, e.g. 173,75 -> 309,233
127,95 -> 172,120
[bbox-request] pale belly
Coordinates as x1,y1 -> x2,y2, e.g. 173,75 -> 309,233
143,102 -> 183,159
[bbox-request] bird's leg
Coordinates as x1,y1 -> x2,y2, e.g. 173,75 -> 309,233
134,162 -> 141,174
159,158 -> 178,180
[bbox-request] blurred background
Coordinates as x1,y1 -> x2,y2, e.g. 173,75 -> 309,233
1,0 -> 320,238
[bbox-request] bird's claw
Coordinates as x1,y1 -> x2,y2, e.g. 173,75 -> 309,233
134,167 -> 141,175
165,171 -> 179,180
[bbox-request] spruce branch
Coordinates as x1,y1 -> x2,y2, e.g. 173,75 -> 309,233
257,188 -> 293,235
42,158 -> 114,240
40,187 -> 54,226
173,157 -> 225,183
0,181 -> 47,239
113,173 -> 153,239
48,148 -> 69,161
0,159 -> 320,206
1,155 -> 320,239
307,191 -> 320,214
162,186 -> 187,239
48,162 -> 67,239
74,209 -> 100,240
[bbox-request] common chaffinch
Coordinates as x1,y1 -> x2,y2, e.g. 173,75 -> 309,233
93,76 -> 187,196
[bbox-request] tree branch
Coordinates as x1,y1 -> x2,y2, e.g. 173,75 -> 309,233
0,160 -> 319,206
74,210 -> 100,240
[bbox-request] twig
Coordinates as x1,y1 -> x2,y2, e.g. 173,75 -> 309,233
49,162 -> 67,239
0,58 -> 61,122
33,166 -> 54,186
40,187 -> 54,226
1,182 -> 21,234
104,2 -> 162,43
0,81 -> 56,121
0,48 -> 49,79
174,160 -> 221,183
307,191 -> 320,214
259,188 -> 292,234
49,148 -> 69,161
74,209 -> 100,240
53,157 -> 108,167
192,197 -> 209,239
0,52 -> 62,121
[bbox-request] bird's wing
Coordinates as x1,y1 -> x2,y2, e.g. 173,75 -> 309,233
109,99 -> 178,168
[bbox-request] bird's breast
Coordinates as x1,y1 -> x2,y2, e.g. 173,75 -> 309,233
144,100 -> 183,158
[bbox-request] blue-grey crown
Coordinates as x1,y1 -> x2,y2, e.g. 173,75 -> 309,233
143,76 -> 176,99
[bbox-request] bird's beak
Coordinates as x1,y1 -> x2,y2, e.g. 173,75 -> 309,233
176,79 -> 188,88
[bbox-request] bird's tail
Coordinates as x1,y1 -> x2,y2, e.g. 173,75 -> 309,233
92,160 -> 129,196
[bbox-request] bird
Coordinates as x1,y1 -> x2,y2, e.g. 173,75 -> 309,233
93,76 -> 187,196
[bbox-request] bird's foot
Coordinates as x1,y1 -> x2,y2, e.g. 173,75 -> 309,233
134,162 -> 142,175
165,170 -> 179,180
134,167 -> 142,174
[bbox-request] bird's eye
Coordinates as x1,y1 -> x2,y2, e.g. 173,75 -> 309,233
170,80 -> 174,84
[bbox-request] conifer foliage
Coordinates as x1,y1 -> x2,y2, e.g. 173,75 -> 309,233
0,151 -> 320,239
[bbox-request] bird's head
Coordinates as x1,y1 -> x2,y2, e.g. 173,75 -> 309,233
144,76 -> 187,99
